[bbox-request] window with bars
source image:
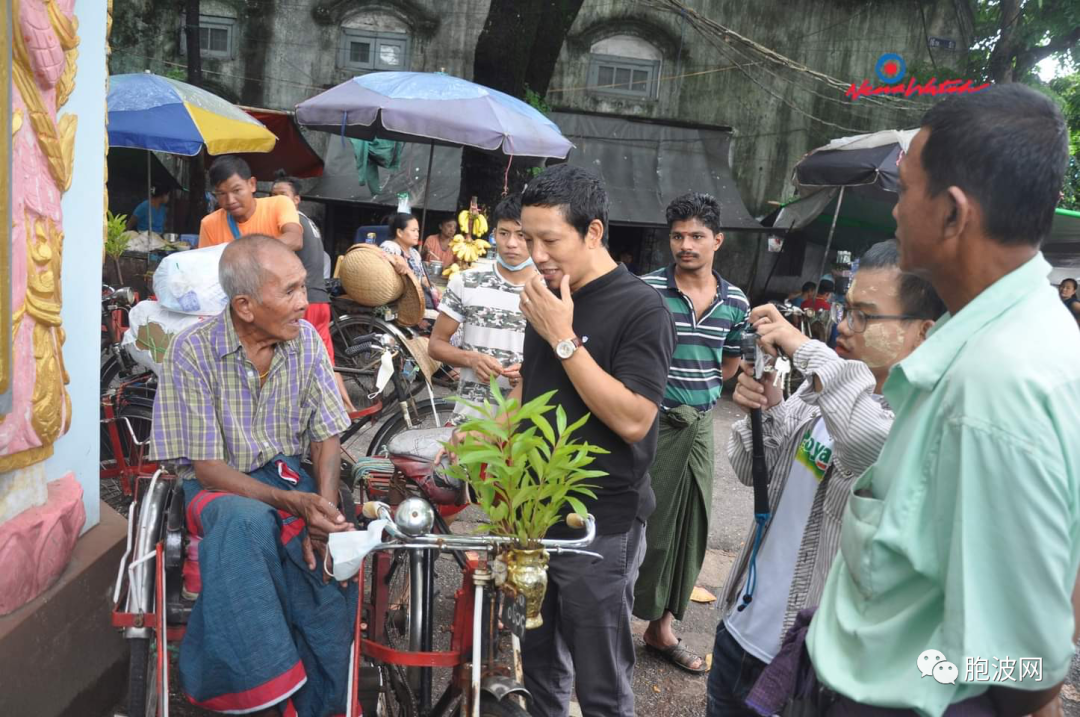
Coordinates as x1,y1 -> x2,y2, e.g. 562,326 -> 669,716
339,29 -> 409,73
181,15 -> 235,59
587,54 -> 660,99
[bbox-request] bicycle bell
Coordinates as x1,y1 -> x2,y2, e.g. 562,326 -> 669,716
395,496 -> 435,536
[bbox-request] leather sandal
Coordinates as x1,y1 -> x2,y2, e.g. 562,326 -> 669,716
644,639 -> 709,675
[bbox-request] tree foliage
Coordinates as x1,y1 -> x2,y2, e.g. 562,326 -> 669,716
1046,73 -> 1080,211
963,2 -> 1079,209
966,0 -> 1080,84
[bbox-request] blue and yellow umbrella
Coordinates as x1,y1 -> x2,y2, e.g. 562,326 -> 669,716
108,73 -> 276,156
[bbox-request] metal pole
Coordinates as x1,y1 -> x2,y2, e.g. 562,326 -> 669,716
146,150 -> 153,234
419,140 -> 435,240
817,186 -> 845,283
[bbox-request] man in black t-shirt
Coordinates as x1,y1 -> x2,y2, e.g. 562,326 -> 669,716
512,164 -> 676,717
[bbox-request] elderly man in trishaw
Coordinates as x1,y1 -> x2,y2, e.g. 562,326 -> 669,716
149,234 -> 356,717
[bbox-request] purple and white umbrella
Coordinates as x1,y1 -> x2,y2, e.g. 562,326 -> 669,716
295,71 -> 572,159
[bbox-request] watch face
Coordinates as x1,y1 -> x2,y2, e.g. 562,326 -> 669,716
556,340 -> 575,359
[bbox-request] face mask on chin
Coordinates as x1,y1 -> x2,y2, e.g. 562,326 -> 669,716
497,254 -> 535,272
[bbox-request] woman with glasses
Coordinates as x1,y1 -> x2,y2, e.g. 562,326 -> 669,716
707,239 -> 946,717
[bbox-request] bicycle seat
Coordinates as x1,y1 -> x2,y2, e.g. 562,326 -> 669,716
386,427 -> 454,463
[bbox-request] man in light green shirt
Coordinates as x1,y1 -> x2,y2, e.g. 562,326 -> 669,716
806,85 -> 1079,717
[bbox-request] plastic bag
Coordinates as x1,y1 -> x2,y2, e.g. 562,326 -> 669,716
121,300 -> 211,376
153,244 -> 228,316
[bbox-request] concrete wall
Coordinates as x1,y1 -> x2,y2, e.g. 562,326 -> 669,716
549,0 -> 970,214
110,0 -> 969,217
109,0 -> 968,294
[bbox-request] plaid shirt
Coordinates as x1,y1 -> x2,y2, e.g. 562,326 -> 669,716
149,309 -> 350,478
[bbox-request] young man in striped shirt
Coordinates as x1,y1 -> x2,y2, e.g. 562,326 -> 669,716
635,192 -> 750,673
428,194 -> 534,425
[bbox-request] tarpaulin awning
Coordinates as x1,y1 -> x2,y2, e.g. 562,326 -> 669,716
1042,208 -> 1080,269
552,111 -> 763,229
237,108 -> 324,180
769,195 -> 1080,266
307,134 -> 462,211
307,110 -> 762,229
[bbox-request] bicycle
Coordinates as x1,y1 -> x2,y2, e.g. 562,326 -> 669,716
350,499 -> 599,717
100,369 -> 159,516
102,284 -> 140,390
335,331 -> 455,460
330,293 -> 429,407
109,469 -> 596,717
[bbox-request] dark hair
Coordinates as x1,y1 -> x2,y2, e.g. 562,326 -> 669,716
818,280 -> 835,294
438,215 -> 457,227
492,194 -> 522,226
150,186 -> 169,198
665,192 -> 722,234
857,239 -> 946,319
208,155 -> 253,187
1062,278 -> 1078,290
801,281 -> 817,293
522,164 -> 609,245
919,84 -> 1069,247
271,170 -> 301,197
388,212 -> 416,237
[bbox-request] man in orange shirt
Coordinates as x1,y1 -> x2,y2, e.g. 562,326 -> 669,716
199,156 -> 303,251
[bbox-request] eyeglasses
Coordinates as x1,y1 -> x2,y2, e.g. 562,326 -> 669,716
839,306 -> 921,334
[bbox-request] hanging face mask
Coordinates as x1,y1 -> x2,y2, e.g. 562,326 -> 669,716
497,254 -> 535,272
371,350 -> 394,399
326,519 -> 389,582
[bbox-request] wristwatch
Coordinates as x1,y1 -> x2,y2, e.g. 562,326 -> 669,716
555,336 -> 583,360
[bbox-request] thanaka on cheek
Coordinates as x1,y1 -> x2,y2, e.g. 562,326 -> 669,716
860,322 -> 907,369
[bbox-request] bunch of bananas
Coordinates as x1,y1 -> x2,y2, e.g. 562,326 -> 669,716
442,262 -> 462,278
450,234 -> 492,264
457,209 -> 489,238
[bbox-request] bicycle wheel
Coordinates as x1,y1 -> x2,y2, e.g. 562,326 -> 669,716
382,549 -> 413,648
125,636 -> 160,717
476,695 -> 530,717
367,399 -> 455,456
378,661 -> 418,717
331,315 -> 425,408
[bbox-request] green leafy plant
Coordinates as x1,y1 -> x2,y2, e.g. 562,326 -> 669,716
443,379 -> 605,547
524,85 -> 551,115
104,210 -> 130,283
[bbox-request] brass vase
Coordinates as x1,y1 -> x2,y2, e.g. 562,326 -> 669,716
506,548 -> 549,629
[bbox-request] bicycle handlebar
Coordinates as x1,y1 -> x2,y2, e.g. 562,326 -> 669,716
345,341 -> 373,358
361,500 -> 597,553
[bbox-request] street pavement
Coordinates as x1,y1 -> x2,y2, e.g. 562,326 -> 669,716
106,393 -> 1080,716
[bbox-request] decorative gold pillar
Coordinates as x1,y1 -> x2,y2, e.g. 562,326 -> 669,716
1,0 -> 78,475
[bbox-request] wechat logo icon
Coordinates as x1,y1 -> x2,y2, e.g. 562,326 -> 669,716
917,649 -> 958,685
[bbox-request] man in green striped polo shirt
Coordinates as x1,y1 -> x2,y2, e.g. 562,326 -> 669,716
635,193 -> 750,673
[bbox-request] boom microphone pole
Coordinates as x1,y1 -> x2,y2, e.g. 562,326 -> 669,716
737,328 -> 773,611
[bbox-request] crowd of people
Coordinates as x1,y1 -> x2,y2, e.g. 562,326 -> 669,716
143,83 -> 1079,717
